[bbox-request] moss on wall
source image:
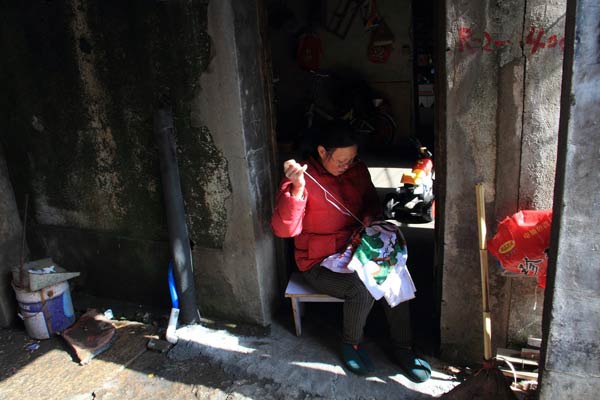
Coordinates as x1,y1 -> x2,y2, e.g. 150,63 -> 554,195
178,126 -> 231,249
0,0 -> 228,238
0,0 -> 230,301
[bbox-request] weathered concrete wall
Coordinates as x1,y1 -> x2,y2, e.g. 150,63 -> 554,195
0,145 -> 24,327
539,1 -> 600,397
0,0 -> 277,325
442,0 -> 503,364
0,0 -> 208,307
442,0 -> 565,363
192,0 -> 278,324
507,0 -> 566,347
493,0 -> 528,351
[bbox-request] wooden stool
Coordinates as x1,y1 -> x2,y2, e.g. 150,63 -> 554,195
284,272 -> 344,336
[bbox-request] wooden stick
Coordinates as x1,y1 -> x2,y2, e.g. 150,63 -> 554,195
476,183 -> 492,361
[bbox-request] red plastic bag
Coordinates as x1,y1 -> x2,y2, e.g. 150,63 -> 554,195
487,210 -> 552,288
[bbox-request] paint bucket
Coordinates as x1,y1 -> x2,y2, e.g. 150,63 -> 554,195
12,281 -> 75,339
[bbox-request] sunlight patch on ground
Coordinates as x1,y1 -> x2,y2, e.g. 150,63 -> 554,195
0,348 -> 127,399
176,325 -> 256,354
289,361 -> 346,375
388,370 -> 460,395
168,322 -> 460,399
4,349 -> 87,384
366,376 -> 387,383
430,370 -> 458,381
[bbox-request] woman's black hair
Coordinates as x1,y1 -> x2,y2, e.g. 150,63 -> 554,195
317,120 -> 359,151
299,120 -> 359,159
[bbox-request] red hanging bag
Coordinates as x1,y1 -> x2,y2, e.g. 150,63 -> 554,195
487,210 -> 552,288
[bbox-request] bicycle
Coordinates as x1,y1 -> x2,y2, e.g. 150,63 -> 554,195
342,98 -> 397,148
304,69 -> 397,149
305,70 -> 335,129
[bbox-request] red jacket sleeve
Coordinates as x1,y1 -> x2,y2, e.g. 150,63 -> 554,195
270,179 -> 308,238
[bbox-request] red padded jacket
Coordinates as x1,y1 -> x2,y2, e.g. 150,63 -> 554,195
270,156 -> 381,271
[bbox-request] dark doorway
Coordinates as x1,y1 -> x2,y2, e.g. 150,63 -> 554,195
265,0 -> 439,355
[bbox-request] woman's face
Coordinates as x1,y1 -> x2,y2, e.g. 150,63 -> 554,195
317,145 -> 358,176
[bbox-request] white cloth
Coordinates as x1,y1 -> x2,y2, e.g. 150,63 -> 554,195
321,221 -> 416,307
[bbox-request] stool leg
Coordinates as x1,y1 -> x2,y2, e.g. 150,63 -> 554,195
291,298 -> 302,336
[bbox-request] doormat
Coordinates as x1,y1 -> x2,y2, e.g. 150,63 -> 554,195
62,309 -> 117,365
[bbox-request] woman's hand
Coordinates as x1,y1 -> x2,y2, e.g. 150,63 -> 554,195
283,159 -> 307,198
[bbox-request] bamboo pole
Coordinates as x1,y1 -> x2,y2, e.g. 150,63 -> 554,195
476,183 -> 492,361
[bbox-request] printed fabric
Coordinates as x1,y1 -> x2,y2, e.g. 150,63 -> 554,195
321,220 -> 416,307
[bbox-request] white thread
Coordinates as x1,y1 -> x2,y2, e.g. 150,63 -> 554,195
304,171 -> 366,227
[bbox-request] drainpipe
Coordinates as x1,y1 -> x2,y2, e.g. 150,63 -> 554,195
165,261 -> 180,344
154,108 -> 201,325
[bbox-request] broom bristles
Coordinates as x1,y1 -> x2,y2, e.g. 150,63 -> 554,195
441,363 -> 517,400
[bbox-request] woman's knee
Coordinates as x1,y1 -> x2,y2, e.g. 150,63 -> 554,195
347,281 -> 374,305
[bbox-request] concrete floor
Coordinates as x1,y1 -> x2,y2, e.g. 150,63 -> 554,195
0,312 -> 461,400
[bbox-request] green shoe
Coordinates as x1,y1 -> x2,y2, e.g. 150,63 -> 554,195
392,347 -> 432,383
356,344 -> 375,372
341,343 -> 373,375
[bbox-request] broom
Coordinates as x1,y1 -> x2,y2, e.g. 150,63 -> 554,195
441,183 -> 516,399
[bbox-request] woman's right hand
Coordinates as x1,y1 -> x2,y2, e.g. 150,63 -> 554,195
283,159 -> 307,198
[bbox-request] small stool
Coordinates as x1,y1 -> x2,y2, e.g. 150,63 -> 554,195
284,272 -> 344,336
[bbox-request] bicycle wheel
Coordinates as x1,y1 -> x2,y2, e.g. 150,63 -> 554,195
369,111 -> 396,148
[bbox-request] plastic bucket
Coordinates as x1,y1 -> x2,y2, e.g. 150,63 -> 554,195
12,281 -> 75,339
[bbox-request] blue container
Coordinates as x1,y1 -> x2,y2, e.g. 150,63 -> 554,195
13,281 -> 75,339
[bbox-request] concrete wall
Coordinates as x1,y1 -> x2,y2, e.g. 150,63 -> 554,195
0,0 -> 277,325
507,0 -> 566,347
441,0 -> 565,363
0,145 -> 24,327
539,1 -> 600,397
193,0 -> 278,324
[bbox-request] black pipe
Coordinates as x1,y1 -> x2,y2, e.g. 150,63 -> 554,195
154,108 -> 200,324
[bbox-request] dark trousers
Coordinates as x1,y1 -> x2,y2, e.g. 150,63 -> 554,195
302,264 -> 412,346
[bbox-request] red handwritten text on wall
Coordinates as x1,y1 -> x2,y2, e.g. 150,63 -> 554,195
458,26 -> 565,54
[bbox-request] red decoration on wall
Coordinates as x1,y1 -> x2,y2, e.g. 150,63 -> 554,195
296,33 -> 323,71
457,25 -> 564,55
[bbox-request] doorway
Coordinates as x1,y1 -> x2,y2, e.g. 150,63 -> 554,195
265,0 -> 440,354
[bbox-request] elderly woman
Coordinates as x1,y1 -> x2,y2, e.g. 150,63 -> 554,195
270,121 -> 431,382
